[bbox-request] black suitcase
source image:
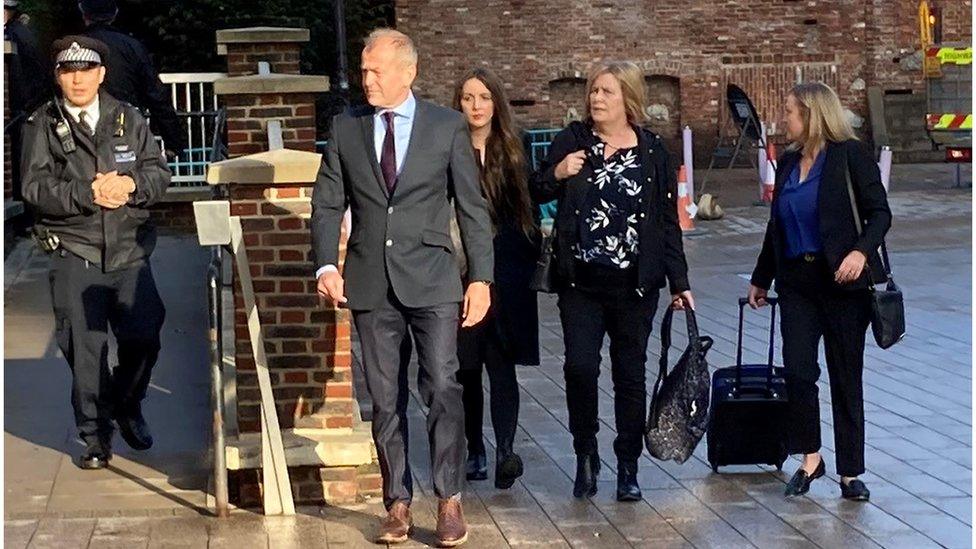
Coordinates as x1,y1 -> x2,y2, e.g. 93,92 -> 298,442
707,297 -> 789,473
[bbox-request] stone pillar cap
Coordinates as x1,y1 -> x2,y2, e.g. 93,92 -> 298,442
206,148 -> 322,185
4,40 -> 15,55
216,27 -> 310,45
214,73 -> 329,95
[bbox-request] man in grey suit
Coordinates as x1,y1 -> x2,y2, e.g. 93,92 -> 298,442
311,29 -> 493,547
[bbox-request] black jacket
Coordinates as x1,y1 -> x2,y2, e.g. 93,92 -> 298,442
21,91 -> 171,272
529,121 -> 690,295
751,139 -> 892,291
82,24 -> 186,153
4,19 -> 50,116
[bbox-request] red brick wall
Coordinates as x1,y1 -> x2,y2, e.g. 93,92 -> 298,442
148,201 -> 197,233
396,0 -> 972,156
224,93 -> 317,157
225,42 -> 302,76
4,43 -> 12,203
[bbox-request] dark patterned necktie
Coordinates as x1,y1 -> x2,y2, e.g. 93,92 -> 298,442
78,110 -> 94,135
380,111 -> 397,194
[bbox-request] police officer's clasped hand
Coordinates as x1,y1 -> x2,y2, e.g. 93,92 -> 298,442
92,170 -> 135,209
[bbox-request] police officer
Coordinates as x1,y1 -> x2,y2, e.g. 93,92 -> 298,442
79,0 -> 186,159
21,36 -> 170,469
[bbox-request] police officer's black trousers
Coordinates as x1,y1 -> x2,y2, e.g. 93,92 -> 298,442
777,256 -> 871,477
49,251 -> 166,446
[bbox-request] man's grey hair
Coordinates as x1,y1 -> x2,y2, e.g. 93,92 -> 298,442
364,28 -> 418,67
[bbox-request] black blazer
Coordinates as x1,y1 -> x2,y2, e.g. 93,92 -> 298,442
529,121 -> 690,295
751,139 -> 892,291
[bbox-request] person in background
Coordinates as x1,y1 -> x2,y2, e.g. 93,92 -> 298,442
451,68 -> 539,490
80,0 -> 186,159
748,82 -> 891,502
529,61 -> 693,502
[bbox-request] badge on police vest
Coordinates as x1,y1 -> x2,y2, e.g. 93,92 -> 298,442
114,150 -> 136,163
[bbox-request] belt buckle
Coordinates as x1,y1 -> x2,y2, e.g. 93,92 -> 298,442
803,254 -> 816,263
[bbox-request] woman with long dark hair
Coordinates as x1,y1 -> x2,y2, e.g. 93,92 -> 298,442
451,68 -> 539,489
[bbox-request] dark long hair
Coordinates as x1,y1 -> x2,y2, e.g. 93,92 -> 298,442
452,68 -> 536,238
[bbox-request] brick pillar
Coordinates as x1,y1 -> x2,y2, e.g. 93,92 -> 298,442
4,40 -> 13,205
216,27 -> 307,76
210,27 -> 379,507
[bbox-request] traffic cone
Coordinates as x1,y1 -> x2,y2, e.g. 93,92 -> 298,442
677,165 -> 696,231
761,141 -> 777,203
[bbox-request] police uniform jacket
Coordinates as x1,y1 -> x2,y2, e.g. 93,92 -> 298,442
21,91 -> 171,272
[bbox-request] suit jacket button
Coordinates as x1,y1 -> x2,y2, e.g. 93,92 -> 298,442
387,206 -> 393,214
385,239 -> 393,247
640,213 -> 646,219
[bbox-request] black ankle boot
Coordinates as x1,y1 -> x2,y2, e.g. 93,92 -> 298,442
573,452 -> 601,498
495,449 -> 523,489
616,462 -> 641,502
466,451 -> 487,481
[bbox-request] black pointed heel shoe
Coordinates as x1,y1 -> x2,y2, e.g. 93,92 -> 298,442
840,479 -> 870,501
784,458 -> 825,497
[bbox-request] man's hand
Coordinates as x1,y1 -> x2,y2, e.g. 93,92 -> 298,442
316,271 -> 347,306
461,281 -> 491,327
671,290 -> 696,311
92,171 -> 135,209
835,250 -> 867,284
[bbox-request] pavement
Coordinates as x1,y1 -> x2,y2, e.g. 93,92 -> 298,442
3,163 -> 972,548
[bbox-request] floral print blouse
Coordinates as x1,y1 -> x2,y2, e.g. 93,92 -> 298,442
574,141 -> 643,269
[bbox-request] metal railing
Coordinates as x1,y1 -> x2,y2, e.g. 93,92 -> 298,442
525,128 -> 560,169
158,73 -> 227,186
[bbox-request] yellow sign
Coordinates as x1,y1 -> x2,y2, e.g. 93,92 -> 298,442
936,47 -> 973,65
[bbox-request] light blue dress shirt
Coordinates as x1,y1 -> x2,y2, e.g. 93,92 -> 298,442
316,91 -> 417,280
373,91 -> 416,175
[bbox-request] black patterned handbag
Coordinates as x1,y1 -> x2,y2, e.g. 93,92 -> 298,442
528,228 -> 556,293
845,169 -> 906,349
645,308 -> 714,463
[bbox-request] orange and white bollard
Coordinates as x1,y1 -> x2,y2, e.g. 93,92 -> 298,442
677,165 -> 697,231
761,141 -> 777,204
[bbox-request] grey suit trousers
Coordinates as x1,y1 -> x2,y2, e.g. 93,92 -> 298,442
353,289 -> 464,509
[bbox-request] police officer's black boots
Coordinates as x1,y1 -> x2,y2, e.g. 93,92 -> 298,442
79,440 -> 112,470
116,406 -> 153,451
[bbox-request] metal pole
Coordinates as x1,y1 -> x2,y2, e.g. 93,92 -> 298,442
208,245 -> 229,518
334,0 -> 350,104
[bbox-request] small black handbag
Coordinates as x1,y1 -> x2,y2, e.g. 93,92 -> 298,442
528,229 -> 556,293
845,168 -> 906,349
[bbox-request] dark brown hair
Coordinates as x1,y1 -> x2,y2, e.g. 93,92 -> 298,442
452,68 -> 536,237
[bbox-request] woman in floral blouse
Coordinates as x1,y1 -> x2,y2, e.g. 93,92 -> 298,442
530,61 -> 694,502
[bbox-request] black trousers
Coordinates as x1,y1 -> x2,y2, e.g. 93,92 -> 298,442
457,316 -> 519,458
352,290 -> 464,510
557,287 -> 659,465
777,256 -> 871,477
49,250 -> 166,447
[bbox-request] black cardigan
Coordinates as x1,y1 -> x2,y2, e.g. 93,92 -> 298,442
529,121 -> 690,295
751,139 -> 892,291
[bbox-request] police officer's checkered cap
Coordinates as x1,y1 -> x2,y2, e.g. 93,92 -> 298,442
51,35 -> 108,69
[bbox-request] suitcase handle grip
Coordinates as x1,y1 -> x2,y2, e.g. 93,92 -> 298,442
735,296 -> 779,391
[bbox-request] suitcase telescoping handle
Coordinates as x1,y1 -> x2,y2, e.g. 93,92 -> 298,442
735,296 -> 778,395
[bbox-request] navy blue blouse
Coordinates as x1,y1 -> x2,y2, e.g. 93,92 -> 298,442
574,142 -> 643,269
777,151 -> 825,259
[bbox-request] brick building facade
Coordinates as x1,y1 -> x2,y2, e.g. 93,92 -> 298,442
396,0 -> 971,160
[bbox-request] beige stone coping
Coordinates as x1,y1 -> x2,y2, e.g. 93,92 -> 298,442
4,40 -> 15,55
206,148 -> 322,185
225,427 -> 376,470
216,27 -> 310,45
214,73 -> 329,95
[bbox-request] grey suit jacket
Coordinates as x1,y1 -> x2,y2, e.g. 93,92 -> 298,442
311,98 -> 495,310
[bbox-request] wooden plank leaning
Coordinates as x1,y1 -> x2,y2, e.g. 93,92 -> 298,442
229,216 -> 295,515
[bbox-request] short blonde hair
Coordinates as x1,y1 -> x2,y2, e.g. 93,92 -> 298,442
787,82 -> 857,153
584,61 -> 647,125
364,28 -> 418,67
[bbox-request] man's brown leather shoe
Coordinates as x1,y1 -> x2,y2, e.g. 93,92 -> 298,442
375,501 -> 412,544
435,496 -> 468,547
